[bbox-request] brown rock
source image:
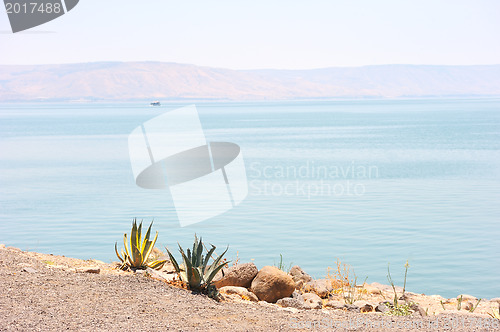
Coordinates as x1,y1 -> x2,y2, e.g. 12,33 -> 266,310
219,286 -> 259,302
214,263 -> 258,289
375,302 -> 390,313
409,302 -> 427,316
325,300 -> 345,310
304,279 -> 333,298
75,267 -> 100,274
289,266 -> 312,289
462,301 -> 473,311
250,266 -> 295,303
354,301 -> 373,313
363,283 -> 382,295
276,297 -> 306,309
302,293 -> 323,309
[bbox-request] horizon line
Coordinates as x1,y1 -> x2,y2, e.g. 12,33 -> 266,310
1,61 -> 500,71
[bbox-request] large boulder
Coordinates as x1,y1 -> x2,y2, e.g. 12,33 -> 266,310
213,263 -> 258,289
251,266 -> 295,303
289,266 -> 312,289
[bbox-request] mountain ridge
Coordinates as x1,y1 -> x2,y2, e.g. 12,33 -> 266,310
0,62 -> 499,101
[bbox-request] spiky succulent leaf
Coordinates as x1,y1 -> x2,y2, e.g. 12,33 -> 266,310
142,231 -> 158,263
148,259 -> 167,270
165,246 -> 180,273
115,219 -> 165,270
141,221 -> 152,251
203,245 -> 217,272
115,242 -> 124,263
205,260 -> 229,285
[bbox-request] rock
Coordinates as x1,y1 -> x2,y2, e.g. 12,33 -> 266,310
363,283 -> 382,295
371,282 -> 403,294
354,300 -> 373,313
277,297 -> 306,309
302,293 -> 323,309
409,302 -> 427,316
345,304 -> 359,312
21,267 -> 37,273
304,279 -> 333,298
457,294 -> 477,301
375,302 -> 391,313
214,263 -> 258,289
0,244 -> 5,249
142,267 -> 168,281
462,302 -> 473,311
490,298 -> 500,304
219,286 -> 259,302
429,295 -> 446,301
250,266 -> 295,303
161,261 -> 177,274
289,266 -> 312,289
291,290 -> 303,300
325,300 -> 345,310
7,246 -> 21,252
75,267 -> 100,274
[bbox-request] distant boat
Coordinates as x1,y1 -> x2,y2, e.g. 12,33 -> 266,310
150,101 -> 161,106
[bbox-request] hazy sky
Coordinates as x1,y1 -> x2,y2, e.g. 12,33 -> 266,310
0,0 -> 499,69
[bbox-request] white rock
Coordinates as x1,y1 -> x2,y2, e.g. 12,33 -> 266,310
219,286 -> 259,302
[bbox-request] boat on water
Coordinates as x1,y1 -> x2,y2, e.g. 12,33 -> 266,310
150,101 -> 161,106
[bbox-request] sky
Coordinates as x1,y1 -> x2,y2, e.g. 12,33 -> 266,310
0,0 -> 499,69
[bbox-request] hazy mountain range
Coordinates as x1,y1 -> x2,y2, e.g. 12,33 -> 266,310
0,62 -> 499,101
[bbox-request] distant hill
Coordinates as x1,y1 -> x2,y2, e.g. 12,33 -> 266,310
0,62 -> 499,101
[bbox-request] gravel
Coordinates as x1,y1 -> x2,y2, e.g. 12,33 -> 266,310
0,248 -> 498,331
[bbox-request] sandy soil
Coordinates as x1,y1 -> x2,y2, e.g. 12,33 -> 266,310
0,246 -> 498,331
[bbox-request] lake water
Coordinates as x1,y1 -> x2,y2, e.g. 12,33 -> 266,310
1,99 -> 499,299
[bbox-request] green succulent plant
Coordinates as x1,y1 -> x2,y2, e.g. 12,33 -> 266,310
166,234 -> 228,293
115,219 -> 166,271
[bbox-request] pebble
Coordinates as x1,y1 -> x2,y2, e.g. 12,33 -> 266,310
75,267 -> 100,274
375,302 -> 390,313
21,267 -> 37,273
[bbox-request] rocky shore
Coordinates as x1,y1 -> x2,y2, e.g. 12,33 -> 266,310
0,244 -> 499,331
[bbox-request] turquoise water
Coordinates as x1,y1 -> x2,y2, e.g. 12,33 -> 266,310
0,99 -> 499,299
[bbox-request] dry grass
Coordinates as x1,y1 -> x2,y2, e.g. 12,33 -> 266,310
326,259 -> 367,304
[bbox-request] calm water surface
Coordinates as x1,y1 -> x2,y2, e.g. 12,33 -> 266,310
0,99 -> 499,299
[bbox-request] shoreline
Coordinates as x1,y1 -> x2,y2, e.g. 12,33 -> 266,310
1,245 -> 499,331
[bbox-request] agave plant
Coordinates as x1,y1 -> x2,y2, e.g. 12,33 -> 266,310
115,219 -> 166,271
166,235 -> 228,292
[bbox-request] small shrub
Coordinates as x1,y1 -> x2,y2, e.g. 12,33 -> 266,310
385,260 -> 416,316
114,219 -> 166,271
166,234 -> 228,299
327,259 -> 367,304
